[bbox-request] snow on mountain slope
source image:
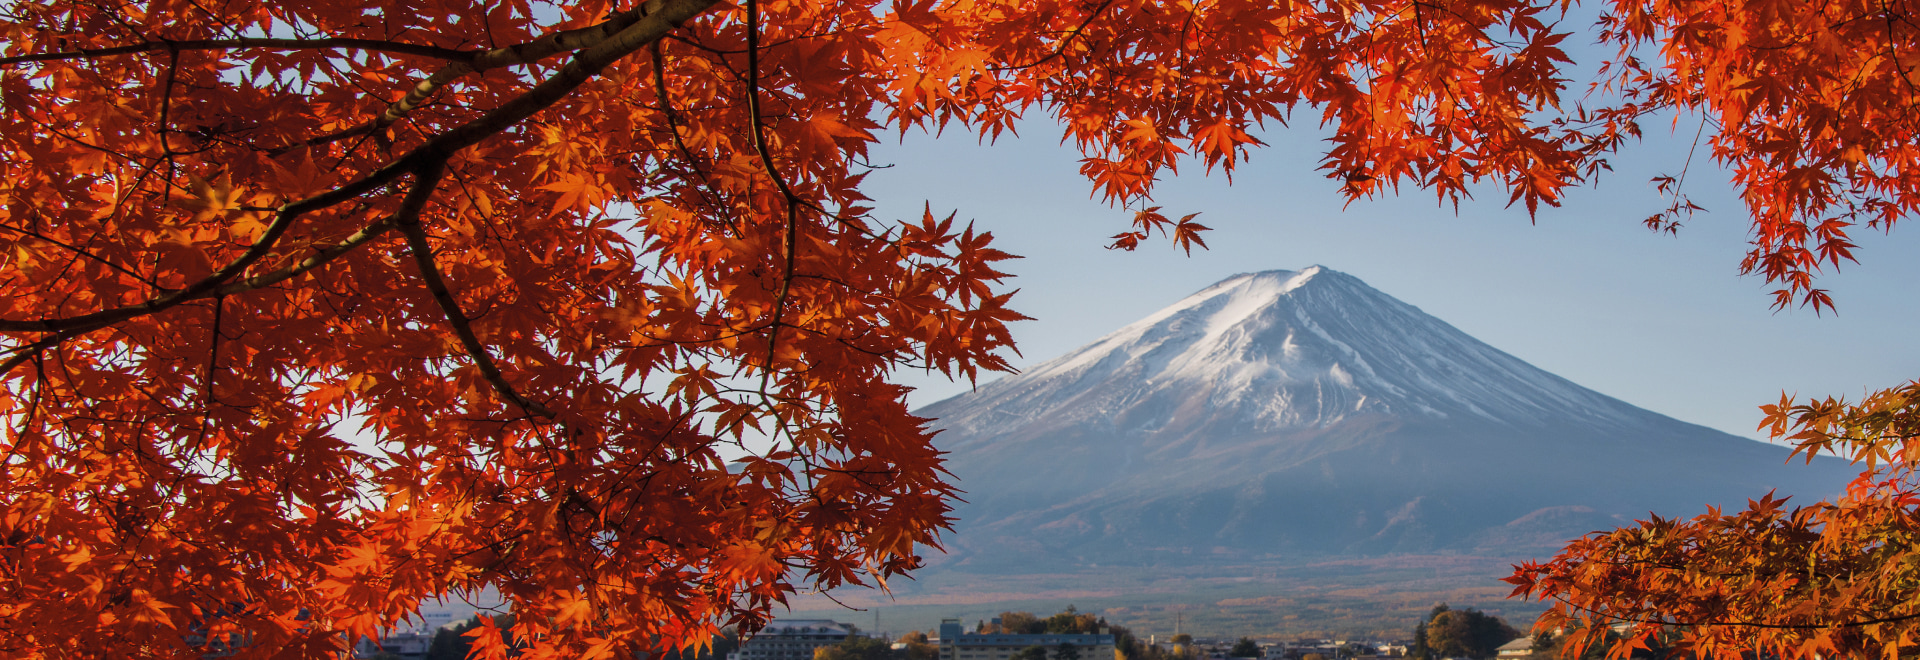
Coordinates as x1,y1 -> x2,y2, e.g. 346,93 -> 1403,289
932,267 -> 1650,445
919,267 -> 1856,565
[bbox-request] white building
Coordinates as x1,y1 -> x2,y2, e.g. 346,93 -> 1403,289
936,619 -> 1116,660
729,619 -> 864,660
353,631 -> 432,659
415,611 -> 455,633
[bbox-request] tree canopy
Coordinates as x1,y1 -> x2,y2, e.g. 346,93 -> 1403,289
985,608 -> 1102,635
1422,607 -> 1520,660
897,632 -> 941,660
2,0 -> 1919,657
815,634 -> 899,660
995,613 -> 1047,635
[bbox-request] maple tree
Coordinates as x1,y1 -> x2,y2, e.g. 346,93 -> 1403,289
1510,384 -> 1920,660
0,0 -> 1915,656
1499,0 -> 1920,657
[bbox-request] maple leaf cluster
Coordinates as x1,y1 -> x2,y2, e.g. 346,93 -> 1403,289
0,0 -> 1917,657
0,0 -> 1016,657
1509,384 -> 1920,660
1497,0 -> 1920,656
1578,0 -> 1920,313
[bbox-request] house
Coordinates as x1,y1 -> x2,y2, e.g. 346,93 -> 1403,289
1495,638 -> 1534,659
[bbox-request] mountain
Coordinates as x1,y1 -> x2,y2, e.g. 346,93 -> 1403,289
920,267 -> 1856,568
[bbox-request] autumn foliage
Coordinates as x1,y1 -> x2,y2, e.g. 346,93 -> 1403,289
1510,384 -> 1920,660
1501,0 -> 1920,657
0,0 -> 1915,657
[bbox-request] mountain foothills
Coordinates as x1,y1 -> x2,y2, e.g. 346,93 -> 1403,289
922,267 -> 1856,567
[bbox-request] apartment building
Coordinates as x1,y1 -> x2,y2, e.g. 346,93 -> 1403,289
730,620 -> 864,660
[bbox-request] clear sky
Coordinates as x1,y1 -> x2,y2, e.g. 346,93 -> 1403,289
858,118 -> 1920,442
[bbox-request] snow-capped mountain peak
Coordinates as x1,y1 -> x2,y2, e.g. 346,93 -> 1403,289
929,267 -> 1643,446
916,266 -> 1852,563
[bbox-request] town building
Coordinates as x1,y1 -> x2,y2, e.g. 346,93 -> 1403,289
1494,638 -> 1534,659
352,631 -> 432,659
729,619 -> 865,660
936,619 -> 1116,660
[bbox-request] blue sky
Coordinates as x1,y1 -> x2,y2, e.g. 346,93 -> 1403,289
859,118 -> 1920,442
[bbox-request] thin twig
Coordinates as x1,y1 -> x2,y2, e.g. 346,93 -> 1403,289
0,223 -> 160,288
281,0 -> 718,155
194,295 -> 224,450
210,212 -> 404,296
156,43 -> 182,189
650,41 -> 738,235
744,0 -> 802,396
987,0 -> 1123,72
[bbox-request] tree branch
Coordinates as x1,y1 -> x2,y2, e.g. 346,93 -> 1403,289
650,41 -> 737,235
286,0 -> 724,153
194,294 -> 223,450
0,0 -> 722,336
987,0 -> 1122,72
745,0 -> 803,395
0,329 -> 82,378
394,160 -> 556,420
0,223 -> 161,288
210,213 -> 403,297
0,156 -> 406,334
0,37 -> 474,67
